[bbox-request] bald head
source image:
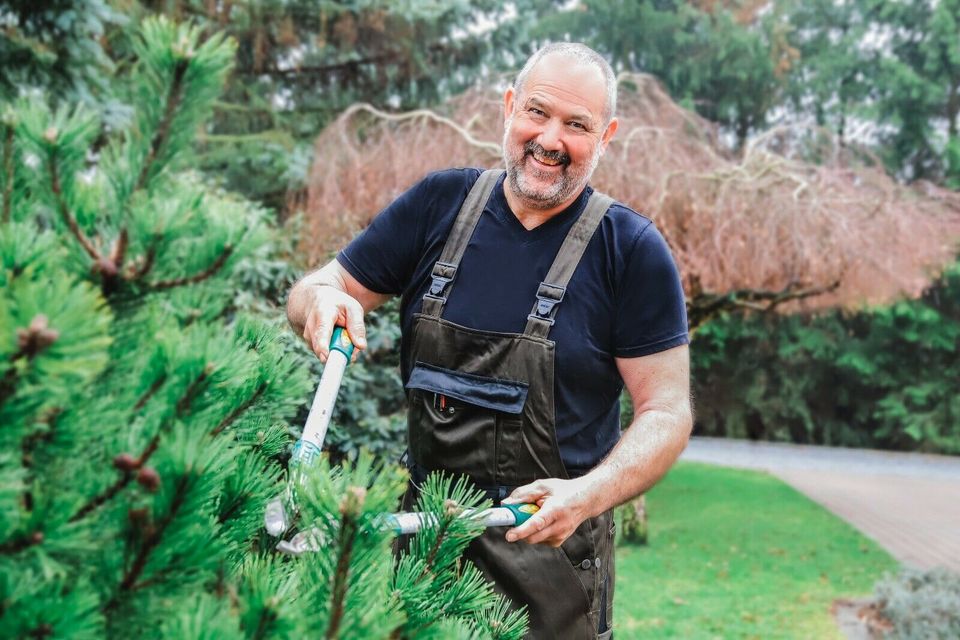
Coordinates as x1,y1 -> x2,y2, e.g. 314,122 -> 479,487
513,43 -> 618,125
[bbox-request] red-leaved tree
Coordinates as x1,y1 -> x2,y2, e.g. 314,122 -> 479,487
300,75 -> 960,329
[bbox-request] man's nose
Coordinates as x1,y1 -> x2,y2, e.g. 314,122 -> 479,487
536,118 -> 564,151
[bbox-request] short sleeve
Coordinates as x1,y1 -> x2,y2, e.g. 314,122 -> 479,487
336,177 -> 432,295
614,222 -> 689,357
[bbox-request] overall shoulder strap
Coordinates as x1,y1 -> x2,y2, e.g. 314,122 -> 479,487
524,191 -> 615,339
421,169 -> 503,318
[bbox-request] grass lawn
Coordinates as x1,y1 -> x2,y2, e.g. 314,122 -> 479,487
614,462 -> 898,639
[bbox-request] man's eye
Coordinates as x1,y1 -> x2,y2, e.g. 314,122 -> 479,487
529,108 -> 546,117
569,121 -> 586,130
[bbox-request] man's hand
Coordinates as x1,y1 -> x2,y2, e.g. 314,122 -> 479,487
502,478 -> 594,548
286,259 -> 391,362
502,346 -> 692,548
300,285 -> 368,362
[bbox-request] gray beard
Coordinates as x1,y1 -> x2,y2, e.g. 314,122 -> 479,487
502,120 -> 602,211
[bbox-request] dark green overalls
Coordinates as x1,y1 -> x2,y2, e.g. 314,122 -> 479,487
403,170 -> 616,639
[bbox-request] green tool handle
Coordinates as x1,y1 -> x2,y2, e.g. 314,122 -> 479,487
329,326 -> 355,360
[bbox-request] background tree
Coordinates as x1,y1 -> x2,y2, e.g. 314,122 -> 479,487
781,0 -> 881,147
779,0 -> 960,183
0,0 -> 125,106
525,0 -> 788,149
874,0 -> 960,182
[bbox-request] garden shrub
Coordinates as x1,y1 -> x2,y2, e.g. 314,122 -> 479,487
873,567 -> 960,639
692,259 -> 960,454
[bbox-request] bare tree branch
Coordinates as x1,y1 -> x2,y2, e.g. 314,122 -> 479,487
687,280 -> 842,332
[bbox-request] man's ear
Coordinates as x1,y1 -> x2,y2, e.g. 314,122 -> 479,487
600,117 -> 619,152
504,86 -> 516,124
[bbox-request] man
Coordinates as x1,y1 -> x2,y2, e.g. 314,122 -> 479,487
287,43 -> 692,639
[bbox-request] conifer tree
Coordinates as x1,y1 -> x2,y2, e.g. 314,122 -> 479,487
0,17 -> 526,639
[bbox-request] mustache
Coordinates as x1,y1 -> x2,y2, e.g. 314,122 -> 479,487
524,141 -> 570,166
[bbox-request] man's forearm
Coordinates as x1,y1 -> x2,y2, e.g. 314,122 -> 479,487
579,405 -> 692,518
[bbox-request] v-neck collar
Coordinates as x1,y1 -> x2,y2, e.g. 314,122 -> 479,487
489,173 -> 593,238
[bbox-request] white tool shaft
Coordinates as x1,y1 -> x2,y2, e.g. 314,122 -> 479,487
302,349 -> 349,449
390,507 -> 520,535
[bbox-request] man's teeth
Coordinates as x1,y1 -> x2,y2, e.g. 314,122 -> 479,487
534,155 -> 561,166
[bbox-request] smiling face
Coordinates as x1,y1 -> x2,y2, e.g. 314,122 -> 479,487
502,52 -> 618,216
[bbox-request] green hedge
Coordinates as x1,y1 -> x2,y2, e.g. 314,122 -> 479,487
692,260 -> 960,454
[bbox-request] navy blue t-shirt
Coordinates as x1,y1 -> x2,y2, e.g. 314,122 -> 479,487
338,168 -> 688,471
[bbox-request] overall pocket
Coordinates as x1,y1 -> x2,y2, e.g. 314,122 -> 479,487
406,361 -> 528,484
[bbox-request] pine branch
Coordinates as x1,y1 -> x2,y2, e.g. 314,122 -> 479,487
2,122 -> 13,223
420,517 -> 454,580
70,369 -> 207,523
110,228 -> 129,270
136,59 -> 189,191
0,367 -> 19,409
48,152 -> 101,261
117,473 -> 190,593
137,434 -> 162,467
26,623 -> 53,639
175,368 -> 210,416
215,492 -> 249,525
209,382 -> 265,436
20,408 -> 61,512
21,410 -> 59,468
416,499 -> 466,581
326,518 -> 357,639
148,245 -> 233,290
0,531 -> 44,555
133,375 -> 166,412
326,487 -> 366,639
251,609 -> 275,640
69,468 -> 135,524
129,243 -> 158,280
390,510 -> 459,640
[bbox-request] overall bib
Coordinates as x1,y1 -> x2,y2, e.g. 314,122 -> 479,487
403,170 -> 616,639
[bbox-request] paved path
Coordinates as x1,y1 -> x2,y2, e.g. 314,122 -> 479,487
680,437 -> 960,572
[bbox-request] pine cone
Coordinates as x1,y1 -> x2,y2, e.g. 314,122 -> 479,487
113,453 -> 139,472
137,467 -> 161,492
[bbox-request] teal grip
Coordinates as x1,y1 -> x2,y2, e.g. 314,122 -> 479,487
503,503 -> 539,526
330,326 -> 355,361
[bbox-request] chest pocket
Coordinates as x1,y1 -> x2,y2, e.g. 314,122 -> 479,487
405,362 -> 528,485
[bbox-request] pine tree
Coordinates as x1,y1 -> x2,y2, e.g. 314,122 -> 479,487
0,17 -> 526,639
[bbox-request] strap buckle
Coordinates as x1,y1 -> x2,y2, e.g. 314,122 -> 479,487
428,274 -> 454,297
424,261 -> 458,300
527,282 -> 566,325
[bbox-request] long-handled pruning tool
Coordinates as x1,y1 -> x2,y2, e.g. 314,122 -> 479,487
265,327 -> 539,555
